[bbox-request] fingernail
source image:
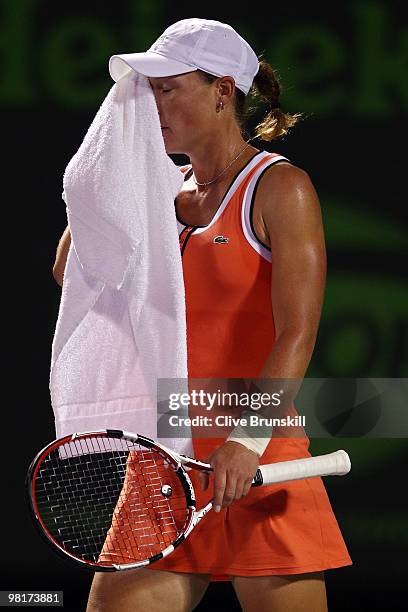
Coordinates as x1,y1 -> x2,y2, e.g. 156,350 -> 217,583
214,505 -> 221,513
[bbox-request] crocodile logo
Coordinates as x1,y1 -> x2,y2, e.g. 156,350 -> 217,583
213,235 -> 229,244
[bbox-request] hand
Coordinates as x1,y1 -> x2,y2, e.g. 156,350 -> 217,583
199,441 -> 259,512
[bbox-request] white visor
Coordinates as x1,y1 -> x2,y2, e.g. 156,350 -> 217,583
109,51 -> 198,82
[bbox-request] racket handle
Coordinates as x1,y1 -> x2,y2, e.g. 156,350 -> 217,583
252,450 -> 351,487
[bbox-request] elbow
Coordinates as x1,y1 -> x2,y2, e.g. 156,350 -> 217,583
275,327 -> 319,365
276,327 -> 317,349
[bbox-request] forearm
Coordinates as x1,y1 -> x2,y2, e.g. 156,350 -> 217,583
227,331 -> 317,455
248,329 -> 317,419
258,329 -> 317,379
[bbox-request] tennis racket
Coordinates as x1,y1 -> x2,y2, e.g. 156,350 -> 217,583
26,429 -> 351,572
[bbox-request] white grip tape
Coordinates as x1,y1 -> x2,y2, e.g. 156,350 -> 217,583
259,450 -> 351,486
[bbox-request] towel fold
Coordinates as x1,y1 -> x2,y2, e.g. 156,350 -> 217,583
50,70 -> 193,456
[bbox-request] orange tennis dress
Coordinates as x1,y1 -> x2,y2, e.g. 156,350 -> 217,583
151,150 -> 352,580
101,150 -> 352,580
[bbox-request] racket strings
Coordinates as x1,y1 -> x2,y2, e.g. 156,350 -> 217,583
99,447 -> 187,563
33,435 -> 189,566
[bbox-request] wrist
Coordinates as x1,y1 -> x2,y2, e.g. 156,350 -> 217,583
226,422 -> 271,458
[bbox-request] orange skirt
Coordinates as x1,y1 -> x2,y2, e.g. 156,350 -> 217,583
101,436 -> 352,581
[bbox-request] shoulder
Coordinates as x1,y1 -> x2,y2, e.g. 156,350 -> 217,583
257,158 -> 314,198
255,158 -> 321,223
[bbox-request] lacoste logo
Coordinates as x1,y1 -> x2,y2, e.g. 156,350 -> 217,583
213,235 -> 229,244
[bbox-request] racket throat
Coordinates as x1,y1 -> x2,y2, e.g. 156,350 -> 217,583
184,501 -> 214,538
252,468 -> 264,487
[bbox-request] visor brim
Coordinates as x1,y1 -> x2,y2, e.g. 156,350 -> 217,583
109,52 -> 197,81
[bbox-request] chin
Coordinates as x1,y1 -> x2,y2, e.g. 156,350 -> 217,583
164,144 -> 183,155
161,132 -> 185,155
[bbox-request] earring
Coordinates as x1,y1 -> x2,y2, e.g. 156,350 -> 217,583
217,101 -> 224,112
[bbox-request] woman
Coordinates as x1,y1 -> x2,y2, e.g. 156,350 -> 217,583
54,18 -> 352,612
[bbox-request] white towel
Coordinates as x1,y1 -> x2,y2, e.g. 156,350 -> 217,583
49,70 -> 193,457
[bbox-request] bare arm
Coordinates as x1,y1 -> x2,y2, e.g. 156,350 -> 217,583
257,163 -> 327,378
208,163 -> 327,511
52,225 -> 71,287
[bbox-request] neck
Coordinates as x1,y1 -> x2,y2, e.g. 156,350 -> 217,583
187,126 -> 256,194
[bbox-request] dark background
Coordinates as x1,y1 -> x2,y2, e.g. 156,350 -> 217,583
2,1 -> 407,610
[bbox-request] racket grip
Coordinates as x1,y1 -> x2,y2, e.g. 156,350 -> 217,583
252,450 -> 351,487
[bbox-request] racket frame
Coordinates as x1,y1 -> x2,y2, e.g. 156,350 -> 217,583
26,429 -> 213,572
26,429 -> 351,572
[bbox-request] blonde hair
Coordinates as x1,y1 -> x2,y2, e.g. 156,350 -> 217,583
250,56 -> 304,141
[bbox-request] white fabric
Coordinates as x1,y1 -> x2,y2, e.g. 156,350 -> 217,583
49,70 -> 193,457
109,18 -> 259,95
241,154 -> 290,263
226,423 -> 272,458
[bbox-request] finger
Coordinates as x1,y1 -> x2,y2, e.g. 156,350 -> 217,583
198,471 -> 209,491
234,477 -> 246,500
241,478 -> 253,498
212,467 -> 227,512
222,473 -> 239,508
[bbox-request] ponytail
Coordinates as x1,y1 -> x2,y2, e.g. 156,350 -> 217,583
196,54 -> 304,141
250,55 -> 304,141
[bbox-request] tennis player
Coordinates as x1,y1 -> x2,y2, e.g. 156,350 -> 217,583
54,17 -> 352,612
